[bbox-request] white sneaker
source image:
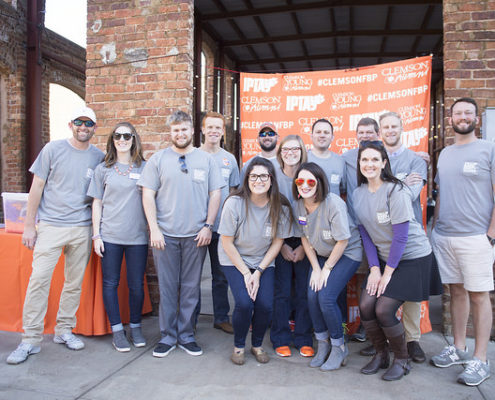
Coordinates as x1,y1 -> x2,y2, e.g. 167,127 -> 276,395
53,333 -> 85,350
6,343 -> 41,365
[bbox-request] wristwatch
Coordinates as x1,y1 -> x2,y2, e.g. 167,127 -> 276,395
487,235 -> 495,246
204,223 -> 213,231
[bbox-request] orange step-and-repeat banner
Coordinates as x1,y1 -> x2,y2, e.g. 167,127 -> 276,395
240,55 -> 432,162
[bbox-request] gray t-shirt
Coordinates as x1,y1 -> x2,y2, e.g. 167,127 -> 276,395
353,181 -> 431,261
137,147 -> 225,237
435,139 -> 495,237
275,166 -> 301,238
342,147 -> 359,223
217,196 -> 292,269
87,161 -> 148,245
240,154 -> 280,182
307,150 -> 346,195
208,148 -> 240,232
389,147 -> 427,227
295,193 -> 362,262
29,139 -> 104,226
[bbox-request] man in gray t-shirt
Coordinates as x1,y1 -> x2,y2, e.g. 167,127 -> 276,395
139,110 -> 223,358
307,118 -> 346,195
379,111 -> 428,363
198,112 -> 240,334
7,107 -> 104,365
431,98 -> 494,386
240,122 -> 280,180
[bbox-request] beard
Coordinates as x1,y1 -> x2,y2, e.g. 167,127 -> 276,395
172,136 -> 193,149
452,120 -> 476,135
260,140 -> 277,152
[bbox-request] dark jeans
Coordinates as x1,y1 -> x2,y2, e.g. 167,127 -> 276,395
208,232 -> 230,323
307,255 -> 360,340
270,252 -> 312,349
221,265 -> 274,348
101,242 -> 148,326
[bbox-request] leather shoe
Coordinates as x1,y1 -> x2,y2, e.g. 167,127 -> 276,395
361,350 -> 390,375
360,344 -> 376,357
214,321 -> 234,334
407,341 -> 426,363
382,358 -> 411,381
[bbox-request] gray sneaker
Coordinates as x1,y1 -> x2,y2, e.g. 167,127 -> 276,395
457,358 -> 490,386
112,330 -> 131,352
320,343 -> 348,371
53,333 -> 85,350
430,345 -> 469,368
130,327 -> 146,348
6,343 -> 41,365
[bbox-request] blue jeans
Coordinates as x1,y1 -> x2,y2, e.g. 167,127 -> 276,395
270,250 -> 312,349
307,255 -> 360,341
222,265 -> 274,348
208,232 -> 230,323
101,242 -> 148,326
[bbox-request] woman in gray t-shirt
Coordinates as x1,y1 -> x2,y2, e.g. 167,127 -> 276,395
293,162 -> 361,372
353,140 -> 440,381
88,122 -> 148,353
218,157 -> 292,366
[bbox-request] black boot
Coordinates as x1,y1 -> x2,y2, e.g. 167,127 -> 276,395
360,319 -> 390,375
382,323 -> 411,381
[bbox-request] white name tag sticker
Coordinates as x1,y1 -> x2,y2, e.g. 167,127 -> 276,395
463,162 -> 478,175
377,211 -> 391,224
193,169 -> 206,182
264,224 -> 272,237
322,230 -> 332,240
298,216 -> 307,225
330,174 -> 341,184
129,173 -> 141,180
86,168 -> 94,179
396,172 -> 408,181
221,168 -> 230,179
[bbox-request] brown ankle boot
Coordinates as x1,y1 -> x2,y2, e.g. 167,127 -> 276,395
381,323 -> 411,381
360,320 -> 390,375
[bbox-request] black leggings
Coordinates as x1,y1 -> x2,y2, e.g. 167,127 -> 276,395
359,289 -> 404,327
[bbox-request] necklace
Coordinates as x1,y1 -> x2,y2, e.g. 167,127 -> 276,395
114,163 -> 133,176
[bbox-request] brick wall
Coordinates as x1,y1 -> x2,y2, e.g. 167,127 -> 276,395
86,0 -> 195,311
442,0 -> 495,339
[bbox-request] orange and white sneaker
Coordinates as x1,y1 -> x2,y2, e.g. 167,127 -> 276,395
299,346 -> 315,357
275,346 -> 292,357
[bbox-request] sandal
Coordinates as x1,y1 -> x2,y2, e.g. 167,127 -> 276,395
251,347 -> 270,364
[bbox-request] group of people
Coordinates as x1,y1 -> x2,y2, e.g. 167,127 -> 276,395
6,97 -> 493,387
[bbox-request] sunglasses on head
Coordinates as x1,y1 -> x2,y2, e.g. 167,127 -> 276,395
294,178 -> 317,188
113,133 -> 134,141
259,130 -> 277,138
179,155 -> 188,174
73,119 -> 95,128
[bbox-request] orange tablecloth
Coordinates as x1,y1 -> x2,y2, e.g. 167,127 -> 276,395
0,229 -> 152,336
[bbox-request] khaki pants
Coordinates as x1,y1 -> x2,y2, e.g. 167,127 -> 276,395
22,222 -> 92,344
402,301 -> 421,342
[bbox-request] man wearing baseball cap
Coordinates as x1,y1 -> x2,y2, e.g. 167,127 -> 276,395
240,122 -> 281,179
7,106 -> 104,365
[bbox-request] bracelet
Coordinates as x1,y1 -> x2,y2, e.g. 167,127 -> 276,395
323,263 -> 334,272
92,234 -> 101,240
254,266 -> 264,274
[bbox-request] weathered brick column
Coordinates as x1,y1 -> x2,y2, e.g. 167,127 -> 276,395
86,1 -> 195,311
442,0 -> 495,338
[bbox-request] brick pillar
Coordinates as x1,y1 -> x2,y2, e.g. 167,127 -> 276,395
86,1 -> 195,311
442,0 -> 495,339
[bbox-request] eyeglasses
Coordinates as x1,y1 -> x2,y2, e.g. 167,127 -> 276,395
248,173 -> 271,182
259,130 -> 277,138
179,155 -> 188,174
73,119 -> 95,128
113,133 -> 134,141
281,147 -> 301,154
294,178 -> 317,188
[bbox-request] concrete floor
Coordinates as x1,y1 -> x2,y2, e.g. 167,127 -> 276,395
0,262 -> 493,400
